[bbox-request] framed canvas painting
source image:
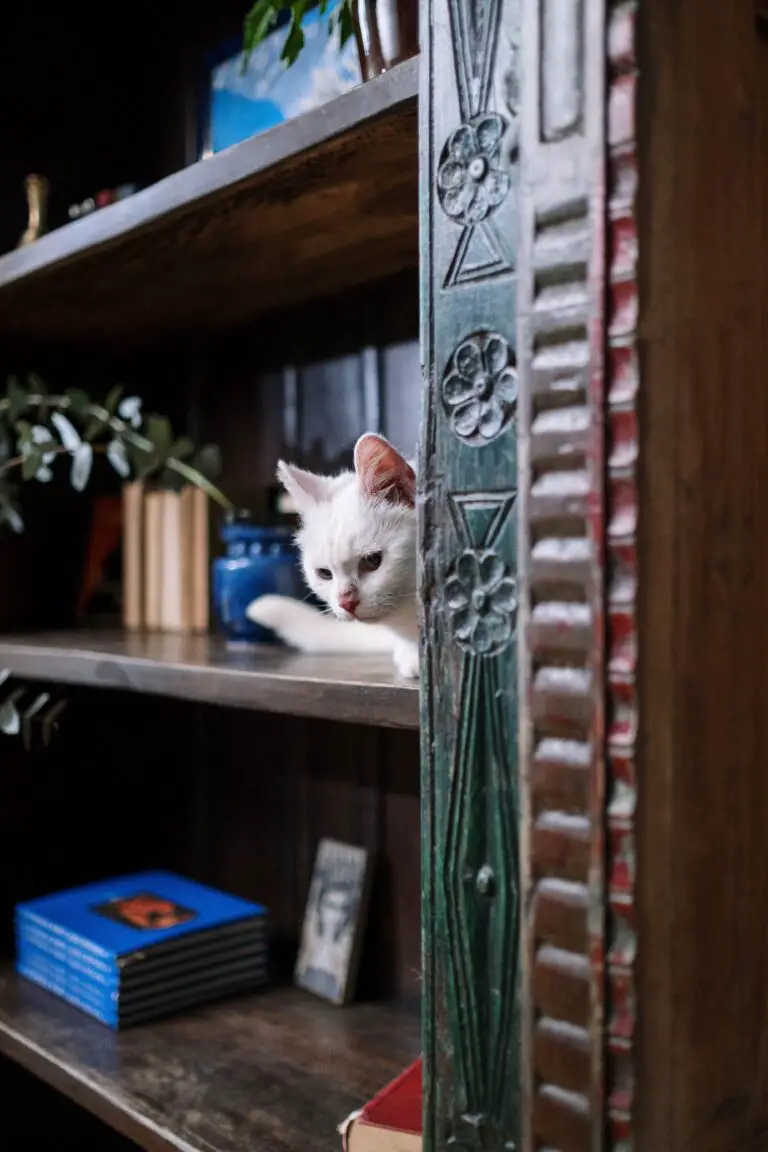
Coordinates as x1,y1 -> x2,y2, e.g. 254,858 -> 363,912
199,4 -> 361,158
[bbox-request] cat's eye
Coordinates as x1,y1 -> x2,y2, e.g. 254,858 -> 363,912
359,552 -> 383,574
316,567 -> 333,581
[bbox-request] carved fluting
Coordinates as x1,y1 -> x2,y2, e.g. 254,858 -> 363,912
519,0 -> 605,1146
525,199 -> 598,1147
606,3 -> 638,1149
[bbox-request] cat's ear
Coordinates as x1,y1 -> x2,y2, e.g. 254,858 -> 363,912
354,433 -> 416,508
276,461 -> 335,512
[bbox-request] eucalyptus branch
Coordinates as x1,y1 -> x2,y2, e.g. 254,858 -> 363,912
0,378 -> 234,533
0,441 -> 107,478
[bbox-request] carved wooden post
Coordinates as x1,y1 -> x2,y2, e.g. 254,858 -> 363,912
419,0 -> 523,1145
419,0 -> 630,1148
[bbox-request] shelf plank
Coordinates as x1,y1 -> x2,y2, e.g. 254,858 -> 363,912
0,969 -> 419,1152
0,630 -> 419,729
0,59 -> 418,343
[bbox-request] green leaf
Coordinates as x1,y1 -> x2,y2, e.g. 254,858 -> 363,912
14,420 -> 32,447
146,415 -> 173,463
84,417 -> 107,442
160,467 -> 186,493
65,388 -> 90,416
282,11 -> 306,65
0,503 -> 23,534
106,438 -> 131,478
0,427 -> 10,468
193,443 -> 222,481
171,435 -> 195,460
21,450 -> 42,481
27,372 -> 47,396
127,440 -> 158,479
243,0 -> 280,63
6,377 -> 27,422
70,443 -> 93,492
104,384 -> 123,415
337,0 -> 355,47
51,411 -> 81,452
0,698 -> 20,735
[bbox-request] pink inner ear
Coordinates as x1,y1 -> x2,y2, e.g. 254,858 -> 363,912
355,436 -> 416,507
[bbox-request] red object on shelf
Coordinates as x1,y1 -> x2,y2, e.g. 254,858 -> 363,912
340,1059 -> 422,1151
96,189 -> 114,208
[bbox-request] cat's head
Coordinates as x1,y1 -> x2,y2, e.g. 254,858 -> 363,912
277,433 -> 417,624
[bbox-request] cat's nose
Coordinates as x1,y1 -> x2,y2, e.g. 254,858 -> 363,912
339,589 -> 360,616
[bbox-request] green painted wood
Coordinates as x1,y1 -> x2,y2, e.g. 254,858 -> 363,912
418,0 -> 522,1143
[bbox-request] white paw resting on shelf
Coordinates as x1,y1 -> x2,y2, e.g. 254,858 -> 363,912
246,595 -> 396,658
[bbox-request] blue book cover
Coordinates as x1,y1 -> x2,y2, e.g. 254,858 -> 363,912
16,871 -> 267,962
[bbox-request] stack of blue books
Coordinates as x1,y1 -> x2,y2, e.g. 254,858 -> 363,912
15,870 -> 269,1029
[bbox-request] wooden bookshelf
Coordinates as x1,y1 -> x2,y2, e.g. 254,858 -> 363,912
0,631 -> 419,729
0,58 -> 418,343
0,967 -> 419,1152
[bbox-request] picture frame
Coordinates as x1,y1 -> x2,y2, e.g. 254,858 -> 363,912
197,3 -> 361,160
295,838 -> 373,1005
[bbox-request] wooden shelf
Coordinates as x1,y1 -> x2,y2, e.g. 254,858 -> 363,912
0,630 -> 419,729
0,968 -> 419,1152
0,59 -> 419,343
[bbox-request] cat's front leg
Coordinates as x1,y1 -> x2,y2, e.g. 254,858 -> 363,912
393,638 -> 419,680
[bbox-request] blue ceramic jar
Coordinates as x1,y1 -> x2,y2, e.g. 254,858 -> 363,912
212,512 -> 304,642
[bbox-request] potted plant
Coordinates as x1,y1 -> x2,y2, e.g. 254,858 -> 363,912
242,0 -> 417,80
0,374 -> 232,535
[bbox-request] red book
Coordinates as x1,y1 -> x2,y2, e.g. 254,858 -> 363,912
340,1059 -> 422,1152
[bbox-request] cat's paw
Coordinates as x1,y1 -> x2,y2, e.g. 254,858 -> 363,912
245,595 -> 298,640
393,640 -> 420,680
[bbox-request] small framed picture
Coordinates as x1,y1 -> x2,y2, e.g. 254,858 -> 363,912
295,838 -> 373,1005
198,2 -> 361,160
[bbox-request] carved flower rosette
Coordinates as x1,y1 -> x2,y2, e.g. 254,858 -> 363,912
437,114 -> 511,225
442,332 -> 518,446
445,551 -> 518,657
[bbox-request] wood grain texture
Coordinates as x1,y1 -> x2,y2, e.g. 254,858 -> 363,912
419,0 -> 522,1143
517,0 -> 606,1146
0,631 -> 419,730
605,3 -> 637,1148
0,968 -> 419,1152
636,0 -> 768,1148
0,61 -> 418,343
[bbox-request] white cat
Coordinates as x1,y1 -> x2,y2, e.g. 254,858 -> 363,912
245,432 -> 420,679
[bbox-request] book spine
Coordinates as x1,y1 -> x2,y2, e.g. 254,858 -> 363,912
122,480 -> 144,630
18,954 -> 117,1028
17,922 -> 116,987
17,940 -> 116,1011
190,485 -> 209,632
15,908 -> 113,964
161,490 -> 184,631
143,490 -> 164,630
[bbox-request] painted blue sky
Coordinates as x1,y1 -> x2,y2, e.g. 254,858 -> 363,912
209,6 -> 360,152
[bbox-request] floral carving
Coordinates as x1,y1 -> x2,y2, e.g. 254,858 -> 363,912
442,332 -> 517,445
445,551 -> 517,656
437,114 -> 511,224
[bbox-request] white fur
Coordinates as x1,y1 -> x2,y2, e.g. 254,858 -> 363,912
246,433 -> 419,679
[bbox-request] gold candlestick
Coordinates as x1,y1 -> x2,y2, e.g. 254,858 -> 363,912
18,174 -> 49,247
